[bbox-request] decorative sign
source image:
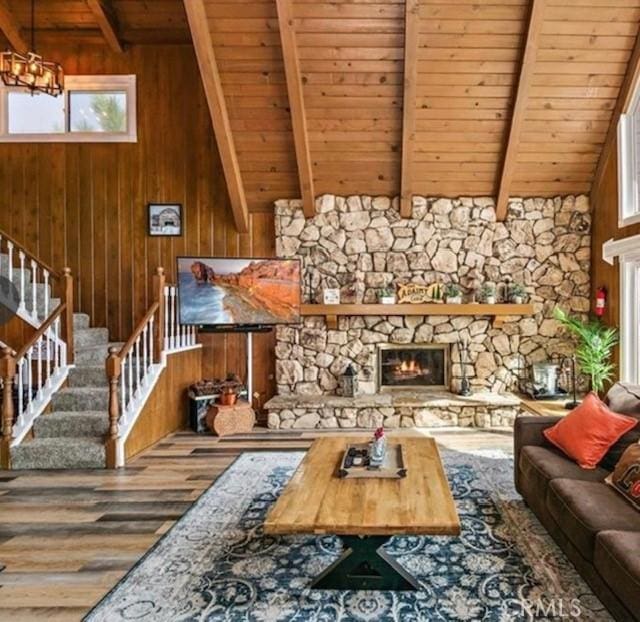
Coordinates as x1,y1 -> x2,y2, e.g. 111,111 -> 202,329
397,283 -> 443,304
323,288 -> 341,305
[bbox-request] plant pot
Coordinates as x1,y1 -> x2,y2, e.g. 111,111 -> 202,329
511,296 -> 523,304
379,296 -> 396,305
219,392 -> 238,406
485,296 -> 496,304
445,296 -> 462,304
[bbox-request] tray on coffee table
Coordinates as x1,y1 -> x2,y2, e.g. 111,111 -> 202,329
338,442 -> 406,479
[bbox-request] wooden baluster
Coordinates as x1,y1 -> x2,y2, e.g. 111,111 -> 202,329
149,316 -> 155,364
134,336 -> 140,396
152,267 -> 165,362
142,325 -> 148,379
61,268 -> 74,364
17,249 -> 25,312
1,347 -> 17,469
43,269 -> 50,318
170,287 -> 176,350
36,336 -> 43,396
105,347 -> 121,469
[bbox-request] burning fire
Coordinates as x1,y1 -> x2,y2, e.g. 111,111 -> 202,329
399,359 -> 420,373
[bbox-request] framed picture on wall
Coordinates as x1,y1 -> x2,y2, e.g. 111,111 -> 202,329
148,203 -> 182,236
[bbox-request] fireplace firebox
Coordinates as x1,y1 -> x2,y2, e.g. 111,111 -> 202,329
377,344 -> 449,391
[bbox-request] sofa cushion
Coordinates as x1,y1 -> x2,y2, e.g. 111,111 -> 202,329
543,393 -> 638,469
594,530 -> 640,616
546,479 -> 640,561
602,383 -> 640,471
606,443 -> 640,511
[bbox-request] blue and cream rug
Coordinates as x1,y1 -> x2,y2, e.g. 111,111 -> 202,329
85,449 -> 611,621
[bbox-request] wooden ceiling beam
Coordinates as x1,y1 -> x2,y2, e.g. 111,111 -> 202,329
0,0 -> 27,52
276,0 -> 315,218
591,24 -> 640,204
400,0 -> 419,218
183,0 -> 249,233
86,0 -> 124,53
495,0 -> 547,221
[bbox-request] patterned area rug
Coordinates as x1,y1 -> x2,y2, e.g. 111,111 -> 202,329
85,449 -> 611,621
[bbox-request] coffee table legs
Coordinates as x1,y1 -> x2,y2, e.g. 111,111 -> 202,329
310,535 -> 420,591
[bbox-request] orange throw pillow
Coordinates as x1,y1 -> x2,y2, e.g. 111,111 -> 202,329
543,393 -> 638,469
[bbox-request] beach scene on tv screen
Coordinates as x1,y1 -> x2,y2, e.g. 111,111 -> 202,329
178,258 -> 301,325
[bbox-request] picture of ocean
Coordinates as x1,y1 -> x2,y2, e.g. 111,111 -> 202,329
178,271 -> 230,325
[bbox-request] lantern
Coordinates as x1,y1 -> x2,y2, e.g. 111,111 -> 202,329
339,364 -> 359,398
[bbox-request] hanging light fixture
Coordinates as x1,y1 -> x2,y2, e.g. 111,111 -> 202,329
0,0 -> 64,97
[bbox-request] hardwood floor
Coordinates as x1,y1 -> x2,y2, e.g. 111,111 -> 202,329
0,427 -> 513,621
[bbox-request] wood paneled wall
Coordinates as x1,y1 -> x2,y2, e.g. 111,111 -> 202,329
125,346 -> 202,460
0,44 -> 276,410
591,140 -> 640,372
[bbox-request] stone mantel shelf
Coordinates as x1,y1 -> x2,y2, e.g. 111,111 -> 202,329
301,303 -> 534,329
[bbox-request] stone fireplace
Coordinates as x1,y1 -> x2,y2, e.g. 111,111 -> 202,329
265,193 -> 592,430
378,344 -> 448,392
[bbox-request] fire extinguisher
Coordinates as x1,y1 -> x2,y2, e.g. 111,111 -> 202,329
595,287 -> 607,317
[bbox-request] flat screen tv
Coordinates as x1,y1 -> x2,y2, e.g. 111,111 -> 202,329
177,257 -> 301,326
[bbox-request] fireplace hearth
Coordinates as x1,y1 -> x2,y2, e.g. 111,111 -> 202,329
377,344 -> 449,391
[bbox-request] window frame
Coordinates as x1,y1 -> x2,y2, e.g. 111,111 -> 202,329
0,75 -> 137,143
620,247 -> 640,384
618,82 -> 640,228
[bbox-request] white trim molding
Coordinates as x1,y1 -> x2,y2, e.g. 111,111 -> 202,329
605,233 -> 640,384
0,75 -> 137,143
618,80 -> 640,228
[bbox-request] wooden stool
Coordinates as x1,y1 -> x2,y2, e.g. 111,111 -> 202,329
205,400 -> 256,437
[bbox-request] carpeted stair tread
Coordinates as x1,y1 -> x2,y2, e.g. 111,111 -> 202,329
74,342 -> 124,365
68,366 -> 108,388
73,313 -> 90,330
51,387 -> 109,411
74,328 -> 110,348
33,411 -> 108,438
11,437 -> 106,470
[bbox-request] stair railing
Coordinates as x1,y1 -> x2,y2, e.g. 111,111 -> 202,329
105,267 -> 197,467
0,303 -> 71,468
0,230 -> 74,363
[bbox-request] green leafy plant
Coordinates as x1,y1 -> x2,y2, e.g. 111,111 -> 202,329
479,282 -> 496,302
443,283 -> 462,299
377,286 -> 395,299
553,307 -> 618,394
508,282 -> 527,302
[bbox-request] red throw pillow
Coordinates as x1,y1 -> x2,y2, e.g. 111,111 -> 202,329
543,393 -> 638,469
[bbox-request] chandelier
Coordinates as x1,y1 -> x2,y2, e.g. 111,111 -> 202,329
0,0 -> 64,97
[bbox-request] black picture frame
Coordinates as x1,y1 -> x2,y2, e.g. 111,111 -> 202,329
148,203 -> 182,237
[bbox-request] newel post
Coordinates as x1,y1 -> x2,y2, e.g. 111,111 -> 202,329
153,267 -> 166,363
105,346 -> 121,469
61,267 -> 74,364
0,347 -> 17,469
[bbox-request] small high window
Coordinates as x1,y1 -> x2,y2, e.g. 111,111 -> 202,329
618,83 -> 640,227
0,75 -> 136,142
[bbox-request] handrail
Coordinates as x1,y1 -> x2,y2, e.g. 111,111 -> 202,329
0,229 -> 60,279
16,303 -> 66,360
118,301 -> 159,360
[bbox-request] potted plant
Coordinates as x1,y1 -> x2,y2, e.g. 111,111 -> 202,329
443,282 -> 463,304
553,308 -> 618,394
377,286 -> 396,305
508,282 -> 527,304
479,283 -> 496,304
219,385 -> 238,406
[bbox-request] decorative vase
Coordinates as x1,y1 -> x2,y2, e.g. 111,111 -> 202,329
446,296 -> 462,304
512,295 -> 523,304
379,295 -> 396,305
219,391 -> 238,406
485,295 -> 496,304
369,428 -> 387,467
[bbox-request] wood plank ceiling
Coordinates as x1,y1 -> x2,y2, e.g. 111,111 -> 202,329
1,1 -> 640,226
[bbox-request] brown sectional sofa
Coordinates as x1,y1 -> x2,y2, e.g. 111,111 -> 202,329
514,383 -> 640,622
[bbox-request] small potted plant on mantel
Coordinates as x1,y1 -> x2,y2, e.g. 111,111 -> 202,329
377,286 -> 396,305
443,283 -> 463,304
508,282 -> 527,304
479,283 -> 497,304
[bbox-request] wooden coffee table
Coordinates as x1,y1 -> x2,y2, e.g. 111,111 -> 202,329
264,436 -> 460,591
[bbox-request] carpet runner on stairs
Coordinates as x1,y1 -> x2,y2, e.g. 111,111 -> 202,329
10,312 -> 121,470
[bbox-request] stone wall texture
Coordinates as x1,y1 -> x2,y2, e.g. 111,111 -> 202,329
274,195 -> 591,395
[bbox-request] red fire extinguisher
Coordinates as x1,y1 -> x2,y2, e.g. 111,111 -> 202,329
595,287 -> 607,317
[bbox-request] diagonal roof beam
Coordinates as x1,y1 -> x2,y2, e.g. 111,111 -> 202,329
495,0 -> 547,221
400,0 -> 419,218
276,0 -> 315,218
0,0 -> 27,52
183,0 -> 249,233
591,24 -> 640,204
86,0 -> 124,53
